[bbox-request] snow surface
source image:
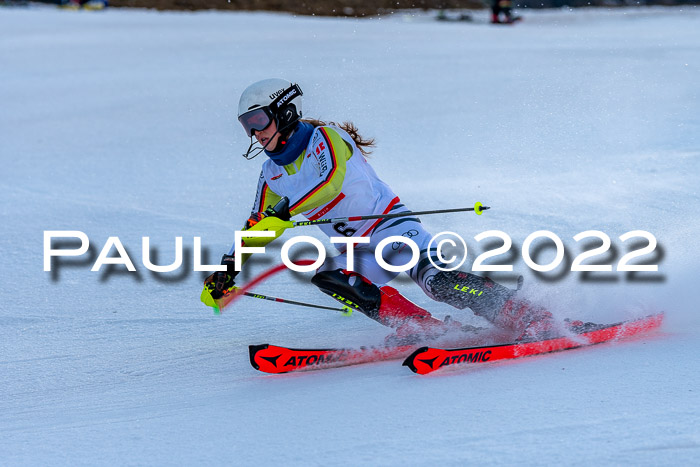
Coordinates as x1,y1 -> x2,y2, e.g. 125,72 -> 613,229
1,4 -> 700,465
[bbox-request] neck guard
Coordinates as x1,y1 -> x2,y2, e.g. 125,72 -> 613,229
265,121 -> 314,167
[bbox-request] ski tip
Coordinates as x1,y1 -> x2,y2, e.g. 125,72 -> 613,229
623,312 -> 664,331
402,346 -> 429,373
248,344 -> 269,370
648,311 -> 664,321
643,312 -> 665,330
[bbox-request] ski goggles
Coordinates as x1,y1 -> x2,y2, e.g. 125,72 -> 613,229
238,107 -> 274,137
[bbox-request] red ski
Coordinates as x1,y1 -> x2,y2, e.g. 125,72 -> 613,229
402,313 -> 664,375
249,343 -> 416,374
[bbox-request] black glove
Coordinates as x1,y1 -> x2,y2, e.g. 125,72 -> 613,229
205,254 -> 240,300
244,197 -> 291,229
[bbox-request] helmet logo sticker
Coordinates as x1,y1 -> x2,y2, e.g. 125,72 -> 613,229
268,88 -> 285,100
273,86 -> 301,110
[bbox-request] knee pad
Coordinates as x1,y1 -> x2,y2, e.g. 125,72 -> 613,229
311,269 -> 382,320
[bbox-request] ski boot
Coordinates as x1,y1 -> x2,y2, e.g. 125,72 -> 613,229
563,318 -> 601,334
495,299 -> 556,341
428,270 -> 555,340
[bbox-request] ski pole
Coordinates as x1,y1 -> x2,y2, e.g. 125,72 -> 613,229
292,202 -> 489,228
240,290 -> 353,316
215,260 -> 353,314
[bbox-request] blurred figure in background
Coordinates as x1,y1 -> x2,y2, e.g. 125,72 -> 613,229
491,0 -> 520,24
59,0 -> 106,10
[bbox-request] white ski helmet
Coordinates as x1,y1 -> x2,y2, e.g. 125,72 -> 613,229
237,78 -> 303,137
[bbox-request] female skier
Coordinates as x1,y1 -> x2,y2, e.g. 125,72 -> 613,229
202,78 -> 552,341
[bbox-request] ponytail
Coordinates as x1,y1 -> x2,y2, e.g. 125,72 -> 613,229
302,118 -> 375,157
